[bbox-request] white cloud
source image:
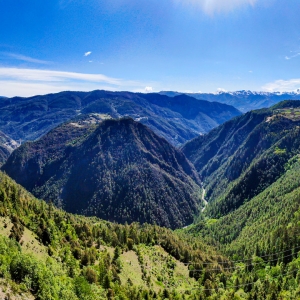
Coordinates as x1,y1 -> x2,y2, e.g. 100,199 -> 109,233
262,78 -> 300,92
0,67 -> 127,85
216,88 -> 227,93
177,0 -> 258,14
0,81 -> 79,97
84,51 -> 92,57
0,67 -> 152,97
145,86 -> 153,92
285,53 -> 300,60
1,53 -> 51,65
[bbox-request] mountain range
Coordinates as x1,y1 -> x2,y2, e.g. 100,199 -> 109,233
0,90 -> 241,146
160,90 -> 300,112
1,89 -> 300,298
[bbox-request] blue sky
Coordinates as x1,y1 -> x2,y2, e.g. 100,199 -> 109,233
1,0 -> 300,96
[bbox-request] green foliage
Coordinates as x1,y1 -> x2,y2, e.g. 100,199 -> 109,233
274,146 -> 286,155
0,170 -> 229,299
3,99 -> 300,298
180,101 -> 300,298
184,157 -> 300,298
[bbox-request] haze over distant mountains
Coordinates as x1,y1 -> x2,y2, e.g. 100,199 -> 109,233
0,90 -> 241,147
160,90 -> 300,113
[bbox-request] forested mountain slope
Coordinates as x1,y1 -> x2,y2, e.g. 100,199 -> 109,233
1,168 -> 300,299
2,117 -> 202,229
183,100 -> 300,217
183,155 -> 300,299
188,155 -> 300,256
0,171 -> 231,300
0,90 -> 241,146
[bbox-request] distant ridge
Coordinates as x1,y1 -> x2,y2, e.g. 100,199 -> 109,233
0,90 -> 241,146
160,90 -> 300,112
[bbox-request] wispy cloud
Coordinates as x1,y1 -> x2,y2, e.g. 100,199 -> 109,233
1,53 -> 51,65
262,78 -> 300,92
84,51 -> 92,57
285,53 -> 300,60
0,67 -> 154,97
0,67 -> 123,84
177,0 -> 258,14
145,86 -> 153,92
216,87 -> 227,93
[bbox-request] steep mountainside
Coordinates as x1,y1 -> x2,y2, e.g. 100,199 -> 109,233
1,165 -> 300,299
0,171 -> 231,300
184,154 -> 300,300
0,164 -> 299,299
201,156 -> 300,258
3,117 -> 202,229
0,130 -> 19,166
183,100 -> 300,217
161,90 -> 300,112
0,90 -> 241,146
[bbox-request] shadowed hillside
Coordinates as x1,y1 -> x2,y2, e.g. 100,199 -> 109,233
3,117 -> 202,229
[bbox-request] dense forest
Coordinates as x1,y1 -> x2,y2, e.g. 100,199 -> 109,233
183,100 -> 300,217
0,99 -> 300,299
2,118 -> 203,229
1,158 -> 300,299
1,166 -> 300,299
0,171 -> 231,299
